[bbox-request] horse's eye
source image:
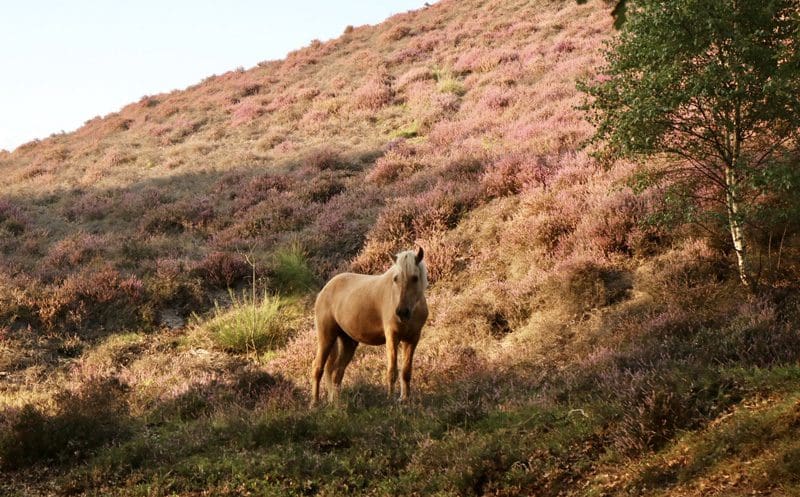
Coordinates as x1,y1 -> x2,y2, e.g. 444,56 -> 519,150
393,275 -> 398,283
411,275 -> 418,283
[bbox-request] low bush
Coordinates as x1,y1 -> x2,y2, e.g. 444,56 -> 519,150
352,74 -> 394,110
192,251 -> 250,288
0,199 -> 28,235
304,146 -> 350,171
38,266 -> 146,332
545,257 -> 631,315
140,197 -> 215,234
233,173 -> 294,210
482,153 -> 553,197
366,142 -> 420,185
43,232 -> 105,275
62,192 -> 113,222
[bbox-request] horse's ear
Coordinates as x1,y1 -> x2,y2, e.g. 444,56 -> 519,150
415,246 -> 424,264
388,252 -> 397,265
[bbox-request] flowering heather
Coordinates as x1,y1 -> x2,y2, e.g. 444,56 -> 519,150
0,199 -> 28,235
352,74 -> 394,111
481,152 -> 553,197
395,66 -> 434,90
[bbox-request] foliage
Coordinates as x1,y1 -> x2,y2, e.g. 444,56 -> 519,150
581,0 -> 800,287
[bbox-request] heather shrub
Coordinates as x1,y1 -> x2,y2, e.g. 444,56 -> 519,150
193,251 -> 250,288
571,187 -> 648,256
610,370 -> 738,454
0,199 -> 28,236
417,234 -> 466,284
0,278 -> 39,330
368,180 -> 480,247
304,146 -> 349,171
307,187 -> 384,265
163,117 -> 207,144
233,173 -> 294,210
635,239 -> 730,304
382,23 -> 412,42
231,98 -> 264,126
526,211 -> 575,254
439,149 -> 487,181
43,232 -> 105,275
366,142 -> 420,185
234,192 -> 314,240
352,74 -> 394,110
694,295 -> 800,366
0,379 -> 131,470
62,192 -> 113,222
200,292 -> 299,354
480,85 -> 514,111
39,266 -> 146,332
255,128 -> 288,151
269,242 -> 316,294
349,239 -> 398,276
453,48 -> 486,74
482,153 -> 553,197
148,257 -> 206,310
299,170 -> 347,203
140,197 -> 215,234
118,187 -> 168,220
102,148 -> 133,167
396,66 -> 434,90
545,257 -> 631,315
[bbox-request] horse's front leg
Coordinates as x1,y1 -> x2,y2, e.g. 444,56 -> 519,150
400,340 -> 417,402
385,331 -> 399,399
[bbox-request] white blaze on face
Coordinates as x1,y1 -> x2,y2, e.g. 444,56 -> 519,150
392,250 -> 428,321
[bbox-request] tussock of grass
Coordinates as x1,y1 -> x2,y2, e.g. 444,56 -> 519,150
270,243 -> 316,294
436,71 -> 466,96
198,292 -> 300,354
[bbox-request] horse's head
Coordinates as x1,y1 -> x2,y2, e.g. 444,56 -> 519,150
390,246 -> 428,323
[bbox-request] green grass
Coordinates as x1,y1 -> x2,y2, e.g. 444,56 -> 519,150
44,394 -> 609,497
270,243 -> 316,295
392,121 -> 421,139
434,69 -> 467,96
199,292 -> 300,354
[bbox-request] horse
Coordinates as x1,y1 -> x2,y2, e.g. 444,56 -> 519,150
311,246 -> 428,406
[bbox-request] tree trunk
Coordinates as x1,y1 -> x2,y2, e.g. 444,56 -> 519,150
724,165 -> 752,287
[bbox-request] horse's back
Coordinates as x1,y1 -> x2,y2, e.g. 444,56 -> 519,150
315,272 -> 387,344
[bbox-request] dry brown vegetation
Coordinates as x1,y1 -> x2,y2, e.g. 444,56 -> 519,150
1,0 -> 799,495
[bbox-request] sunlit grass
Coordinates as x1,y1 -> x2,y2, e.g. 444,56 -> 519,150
271,242 -> 316,295
198,291 -> 301,354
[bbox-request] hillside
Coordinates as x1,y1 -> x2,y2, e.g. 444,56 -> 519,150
2,0 -> 800,495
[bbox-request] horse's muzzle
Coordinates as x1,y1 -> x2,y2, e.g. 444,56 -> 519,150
395,307 -> 411,322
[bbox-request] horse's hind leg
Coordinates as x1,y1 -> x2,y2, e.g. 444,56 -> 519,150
311,317 -> 338,407
329,335 -> 358,404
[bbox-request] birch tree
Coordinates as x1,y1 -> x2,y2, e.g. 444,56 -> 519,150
581,0 -> 800,288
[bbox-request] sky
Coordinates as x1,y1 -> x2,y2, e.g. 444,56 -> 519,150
0,1 -> 432,152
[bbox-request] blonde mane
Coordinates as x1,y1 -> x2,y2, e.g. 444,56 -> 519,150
395,250 -> 428,289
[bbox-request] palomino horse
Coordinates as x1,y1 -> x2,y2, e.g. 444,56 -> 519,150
311,247 -> 428,405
